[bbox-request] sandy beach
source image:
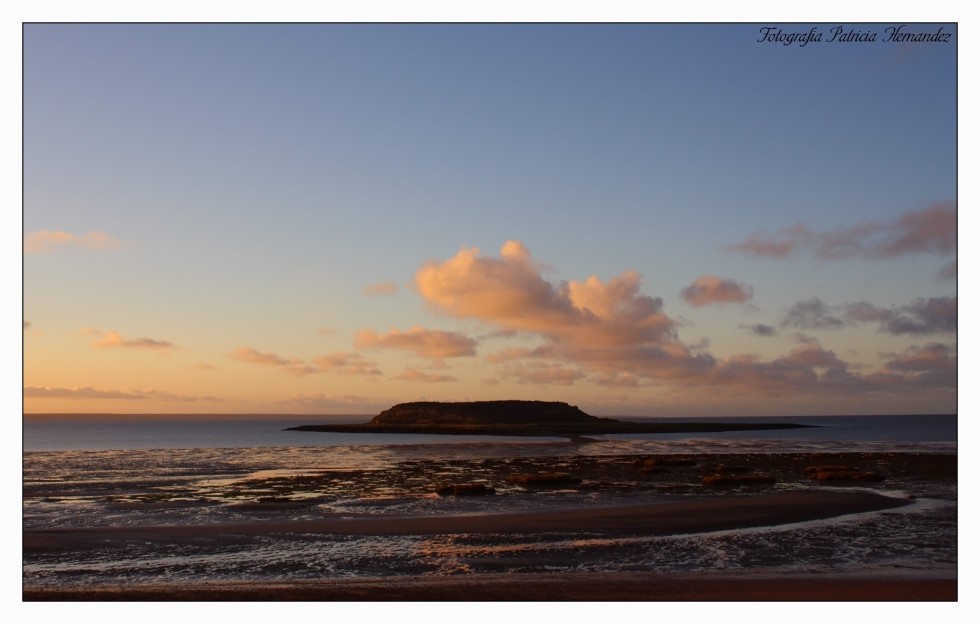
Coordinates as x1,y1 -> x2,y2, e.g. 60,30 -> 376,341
24,450 -> 957,601
24,488 -> 957,601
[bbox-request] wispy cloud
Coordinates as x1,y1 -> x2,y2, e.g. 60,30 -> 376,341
311,352 -> 383,376
355,327 -> 478,359
728,201 -> 955,262
681,276 -> 753,307
24,386 -> 219,401
25,230 -> 122,254
496,362 -> 587,386
782,296 -> 956,335
230,347 -> 382,377
391,369 -> 459,383
361,281 -> 399,296
276,393 -> 379,409
91,330 -> 176,352
229,347 -> 318,376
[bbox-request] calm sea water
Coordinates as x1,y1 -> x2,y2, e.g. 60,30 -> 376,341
23,414 -> 957,588
22,413 -> 958,453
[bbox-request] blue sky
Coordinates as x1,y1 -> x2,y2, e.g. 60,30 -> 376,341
21,22 -> 957,416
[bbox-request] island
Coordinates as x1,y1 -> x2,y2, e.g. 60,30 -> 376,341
285,400 -> 813,436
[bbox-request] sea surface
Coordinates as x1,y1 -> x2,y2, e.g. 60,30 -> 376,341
23,414 -> 957,589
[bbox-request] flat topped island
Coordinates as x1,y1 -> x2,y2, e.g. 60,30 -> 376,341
286,400 -> 813,436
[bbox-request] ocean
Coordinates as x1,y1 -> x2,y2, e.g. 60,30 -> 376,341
23,414 -> 957,589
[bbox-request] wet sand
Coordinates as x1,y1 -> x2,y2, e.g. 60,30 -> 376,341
23,571 -> 956,601
23,490 -> 911,553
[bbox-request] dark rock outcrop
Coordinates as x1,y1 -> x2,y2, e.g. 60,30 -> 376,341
702,473 -> 776,486
435,483 -> 496,497
806,467 -> 885,482
286,401 -> 814,437
505,472 -> 582,487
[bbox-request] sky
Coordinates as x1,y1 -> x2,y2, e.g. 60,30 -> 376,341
21,22 -> 958,417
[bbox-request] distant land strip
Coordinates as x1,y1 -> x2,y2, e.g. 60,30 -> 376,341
285,400 -> 815,436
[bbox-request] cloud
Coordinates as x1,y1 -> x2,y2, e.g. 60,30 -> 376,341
362,281 -> 399,296
728,201 -> 955,262
882,343 -> 955,373
92,330 -> 175,352
412,241 -> 955,400
496,362 -> 587,386
727,223 -> 812,258
741,323 -> 777,337
845,296 -> 956,336
24,386 -> 219,401
391,369 -> 459,383
416,241 -> 678,355
311,352 -> 383,376
277,393 -> 379,409
681,276 -> 753,307
25,230 -> 122,254
355,327 -> 478,359
316,327 -> 337,337
231,347 -> 382,376
781,298 -> 845,330
229,347 -> 318,376
782,296 -> 956,335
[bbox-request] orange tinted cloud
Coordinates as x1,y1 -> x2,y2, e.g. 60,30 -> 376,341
681,276 -> 753,307
24,386 -> 218,401
311,352 -> 383,376
230,347 -> 318,376
91,330 -> 175,352
25,230 -> 121,254
355,327 -> 477,359
391,369 -> 460,383
231,348 -> 382,376
416,241 -> 677,353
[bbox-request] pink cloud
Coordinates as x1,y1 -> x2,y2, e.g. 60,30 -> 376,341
728,201 -> 955,263
355,327 -> 477,359
681,275 -> 753,307
25,230 -> 121,254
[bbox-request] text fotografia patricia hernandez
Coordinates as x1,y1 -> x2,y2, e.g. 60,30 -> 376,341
757,25 -> 953,47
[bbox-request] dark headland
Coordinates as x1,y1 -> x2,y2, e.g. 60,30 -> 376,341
285,400 -> 813,436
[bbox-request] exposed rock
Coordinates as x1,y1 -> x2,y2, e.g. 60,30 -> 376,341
506,472 -> 582,487
641,457 -> 698,469
435,483 -> 496,497
809,470 -> 885,482
708,464 -> 754,473
702,473 -> 776,486
803,465 -> 851,476
286,401 -> 815,436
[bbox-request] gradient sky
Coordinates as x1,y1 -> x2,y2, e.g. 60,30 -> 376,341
22,23 -> 957,416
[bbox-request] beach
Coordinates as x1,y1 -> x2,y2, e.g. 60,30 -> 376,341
23,446 -> 957,601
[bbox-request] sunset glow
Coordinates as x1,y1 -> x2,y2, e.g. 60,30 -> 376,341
22,23 -> 956,417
